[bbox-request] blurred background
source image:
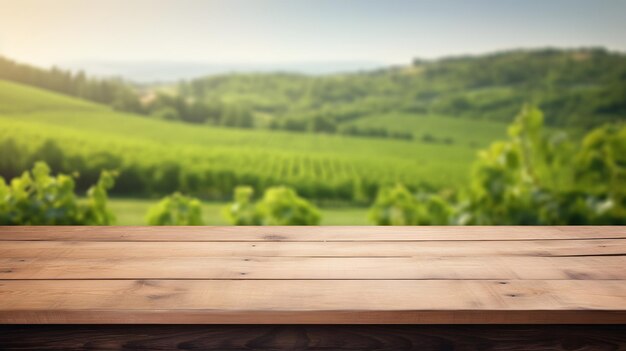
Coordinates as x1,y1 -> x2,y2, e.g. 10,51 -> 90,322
0,0 -> 624,225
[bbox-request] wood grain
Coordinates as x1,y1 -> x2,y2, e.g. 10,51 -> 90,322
0,279 -> 625,324
1,226 -> 625,325
1,238 -> 624,258
1,325 -> 625,351
1,226 -> 625,241
1,256 -> 624,280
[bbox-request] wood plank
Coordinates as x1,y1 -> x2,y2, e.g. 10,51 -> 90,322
1,226 -> 624,326
1,239 -> 624,258
0,280 -> 625,324
1,256 -> 624,280
2,325 -> 625,351
1,226 -> 625,241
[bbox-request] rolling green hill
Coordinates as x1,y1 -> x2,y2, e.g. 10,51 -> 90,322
0,79 -> 507,203
341,112 -> 506,148
3,48 -> 624,135
0,79 -> 101,114
181,48 -> 626,131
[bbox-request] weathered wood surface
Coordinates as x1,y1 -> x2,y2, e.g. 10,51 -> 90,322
2,225 -> 625,241
1,325 -> 625,351
3,256 -> 625,279
0,226 -> 625,324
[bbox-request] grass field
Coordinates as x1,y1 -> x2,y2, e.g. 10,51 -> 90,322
108,198 -> 369,225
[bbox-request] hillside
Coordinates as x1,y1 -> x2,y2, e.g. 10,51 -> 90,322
180,48 -> 626,131
0,79 -> 102,114
2,48 -> 624,136
0,80 -> 506,203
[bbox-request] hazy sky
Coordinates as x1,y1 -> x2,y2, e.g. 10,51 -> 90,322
0,0 -> 625,67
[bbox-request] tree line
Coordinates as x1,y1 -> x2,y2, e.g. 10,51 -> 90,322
0,56 -> 259,129
0,56 -> 143,114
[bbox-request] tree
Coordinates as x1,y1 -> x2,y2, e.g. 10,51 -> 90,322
308,115 -> 337,133
152,107 -> 180,121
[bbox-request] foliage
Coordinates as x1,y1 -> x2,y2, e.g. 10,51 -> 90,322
83,168 -> 117,225
2,47 -> 626,220
222,186 -> 262,225
575,124 -> 626,190
144,93 -> 255,127
0,162 -> 116,225
146,192 -> 204,225
181,48 -> 626,130
368,184 -> 452,225
463,105 -> 625,224
369,106 -> 625,225
413,193 -> 455,225
256,186 -> 321,225
0,56 -> 143,114
224,186 -> 321,225
368,185 -> 419,225
338,124 -> 413,140
4,48 -> 626,135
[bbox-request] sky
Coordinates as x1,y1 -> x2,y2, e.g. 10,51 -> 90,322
0,0 -> 625,68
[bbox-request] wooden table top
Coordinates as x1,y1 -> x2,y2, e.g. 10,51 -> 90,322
0,226 -> 625,324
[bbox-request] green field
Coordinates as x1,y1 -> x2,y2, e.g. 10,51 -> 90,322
0,79 -> 508,222
343,113 -> 506,148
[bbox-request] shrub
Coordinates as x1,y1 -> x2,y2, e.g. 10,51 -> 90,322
223,185 -> 321,225
462,105 -> 625,224
222,186 -> 262,225
368,184 -> 452,225
151,107 -> 180,121
413,192 -> 454,225
369,106 -> 626,225
146,192 -> 204,225
257,186 -> 321,225
0,161 -> 116,225
368,184 -> 420,225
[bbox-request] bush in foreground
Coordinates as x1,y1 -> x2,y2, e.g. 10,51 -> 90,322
222,186 -> 262,225
369,106 -> 626,225
368,184 -> 451,225
146,192 -> 204,225
0,161 -> 116,225
224,186 -> 321,225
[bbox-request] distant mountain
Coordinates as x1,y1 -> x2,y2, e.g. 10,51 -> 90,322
58,60 -> 388,82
